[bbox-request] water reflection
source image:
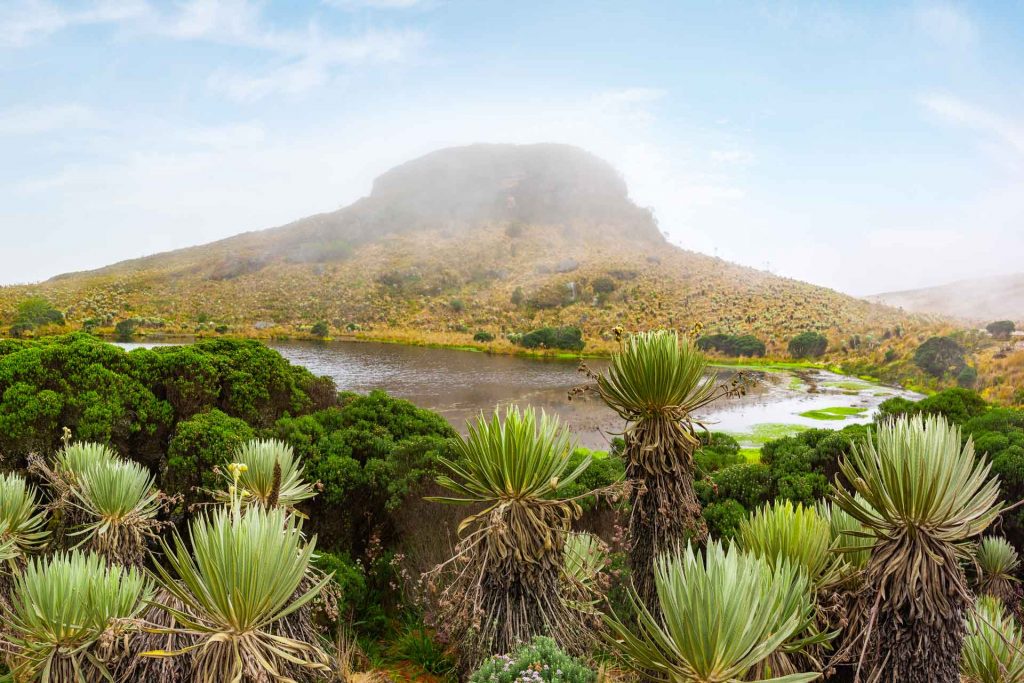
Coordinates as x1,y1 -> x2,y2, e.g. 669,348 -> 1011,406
118,339 -> 921,450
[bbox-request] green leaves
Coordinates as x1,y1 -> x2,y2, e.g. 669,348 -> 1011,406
0,472 -> 49,566
605,541 -> 820,683
738,500 -> 838,588
3,551 -> 152,682
433,405 -> 589,505
73,457 -> 160,523
55,440 -> 118,481
596,330 -> 718,422
961,596 -> 1024,683
146,504 -> 332,682
833,414 -> 1003,545
974,536 -> 1019,600
214,438 -> 316,510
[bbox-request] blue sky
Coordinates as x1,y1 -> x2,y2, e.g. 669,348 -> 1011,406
1,1 -> 1022,294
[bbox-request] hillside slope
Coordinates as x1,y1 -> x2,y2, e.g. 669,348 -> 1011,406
869,273 -> 1024,323
1,143 -> 935,355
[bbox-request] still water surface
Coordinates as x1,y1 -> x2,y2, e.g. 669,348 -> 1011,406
119,339 -> 921,450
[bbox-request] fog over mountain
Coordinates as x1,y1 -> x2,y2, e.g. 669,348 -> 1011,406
1,143 -> 926,352
869,273 -> 1024,322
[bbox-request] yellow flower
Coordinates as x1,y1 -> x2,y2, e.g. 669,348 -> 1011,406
238,463 -> 249,473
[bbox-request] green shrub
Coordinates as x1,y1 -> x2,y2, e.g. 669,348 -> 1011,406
958,365 -> 978,388
13,297 -> 64,329
518,326 -> 584,352
473,331 -> 495,342
468,636 -> 595,683
788,331 -> 828,358
697,463 -> 772,510
559,447 -> 624,510
878,387 -> 987,425
913,336 -> 966,377
695,432 -> 743,473
592,276 -> 617,295
311,321 -> 330,337
390,622 -> 457,678
702,499 -> 748,539
986,320 -> 1016,340
275,390 -> 456,550
312,550 -> 389,636
114,319 -> 139,340
165,409 -> 254,503
697,333 -> 767,358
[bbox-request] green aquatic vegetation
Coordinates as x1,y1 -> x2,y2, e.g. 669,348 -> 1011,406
727,422 -> 811,447
823,380 -> 875,391
799,406 -> 867,421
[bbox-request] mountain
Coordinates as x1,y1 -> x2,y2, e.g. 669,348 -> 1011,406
1,143 -> 932,354
868,273 -> 1024,323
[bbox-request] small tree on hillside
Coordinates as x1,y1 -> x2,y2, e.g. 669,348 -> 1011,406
14,297 -> 64,328
310,321 -> 329,338
788,331 -> 828,359
987,320 -> 1016,340
914,336 -> 966,378
114,319 -> 138,340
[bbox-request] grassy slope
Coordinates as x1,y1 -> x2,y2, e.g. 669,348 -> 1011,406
0,223 -> 941,357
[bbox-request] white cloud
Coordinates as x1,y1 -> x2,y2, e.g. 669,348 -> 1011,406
915,3 -> 977,48
921,93 -> 1024,156
0,0 -> 148,47
0,104 -> 102,136
1,0 -> 425,101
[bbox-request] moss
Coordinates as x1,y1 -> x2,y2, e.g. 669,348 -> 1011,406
726,423 -> 812,447
799,406 -> 868,421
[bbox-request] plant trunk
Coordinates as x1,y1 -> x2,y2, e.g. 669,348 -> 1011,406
856,544 -> 970,683
627,444 -> 706,614
864,597 -> 967,683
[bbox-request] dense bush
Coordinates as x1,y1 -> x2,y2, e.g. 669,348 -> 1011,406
694,431 -> 744,473
166,409 -> 254,503
877,387 -> 987,426
696,427 -> 865,532
274,390 -> 456,550
559,447 -> 624,510
10,297 -> 64,332
987,320 -> 1016,340
788,331 -> 828,358
0,334 -> 333,483
696,333 -> 766,358
518,326 -> 584,352
468,636 -> 595,683
591,276 -> 617,295
473,330 -> 495,342
913,335 -> 966,377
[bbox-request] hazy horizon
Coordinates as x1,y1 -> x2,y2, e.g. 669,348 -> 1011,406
2,1 -> 1023,296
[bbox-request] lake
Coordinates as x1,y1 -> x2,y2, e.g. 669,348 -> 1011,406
118,339 -> 922,451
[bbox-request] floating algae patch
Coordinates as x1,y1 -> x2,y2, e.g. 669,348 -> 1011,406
726,422 -> 812,448
822,380 -> 875,392
799,406 -> 868,421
